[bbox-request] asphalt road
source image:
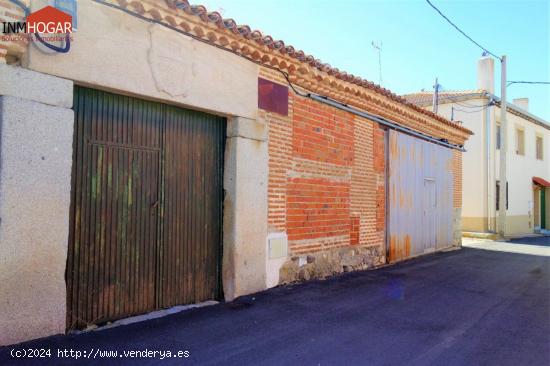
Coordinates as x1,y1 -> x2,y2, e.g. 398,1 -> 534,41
1,246 -> 549,366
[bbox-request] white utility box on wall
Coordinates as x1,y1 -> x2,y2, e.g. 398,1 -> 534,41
266,232 -> 288,288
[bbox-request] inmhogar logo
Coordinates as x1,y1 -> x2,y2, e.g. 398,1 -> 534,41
2,4 -> 73,52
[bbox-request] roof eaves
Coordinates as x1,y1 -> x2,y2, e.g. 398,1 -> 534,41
159,0 -> 472,135
489,94 -> 550,130
403,91 -> 489,107
405,89 -> 550,130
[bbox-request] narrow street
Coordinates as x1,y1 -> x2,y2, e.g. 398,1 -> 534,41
2,240 -> 548,366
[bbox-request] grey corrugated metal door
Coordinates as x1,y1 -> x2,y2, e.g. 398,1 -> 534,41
388,130 -> 453,262
67,87 -> 225,330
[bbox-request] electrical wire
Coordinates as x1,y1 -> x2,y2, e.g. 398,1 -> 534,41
91,0 -> 289,78
451,98 -> 493,108
94,0 -> 466,150
416,90 -> 488,106
452,105 -> 492,113
425,1 -> 547,108
7,0 -> 27,15
73,0 -> 465,150
96,0 -> 319,104
89,1 -> 310,102
439,95 -> 491,108
443,98 -> 479,107
423,93 -> 492,108
8,0 -> 71,53
455,101 -> 492,108
507,81 -> 550,86
455,102 -> 492,109
35,33 -> 71,53
281,71 -> 309,97
425,0 -> 501,61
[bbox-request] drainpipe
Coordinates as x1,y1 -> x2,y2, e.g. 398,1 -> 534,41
308,94 -> 465,151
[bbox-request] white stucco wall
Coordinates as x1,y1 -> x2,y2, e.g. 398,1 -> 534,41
436,101 -> 487,231
431,100 -> 550,235
0,66 -> 74,345
495,107 -> 550,234
25,0 -> 258,120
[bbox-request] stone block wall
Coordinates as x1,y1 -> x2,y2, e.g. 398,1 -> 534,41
0,64 -> 73,345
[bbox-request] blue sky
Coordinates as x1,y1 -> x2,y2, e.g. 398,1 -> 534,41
198,0 -> 549,121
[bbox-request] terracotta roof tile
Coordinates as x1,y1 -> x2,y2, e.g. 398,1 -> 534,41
404,89 -> 550,130
107,0 -> 472,135
403,90 -> 486,106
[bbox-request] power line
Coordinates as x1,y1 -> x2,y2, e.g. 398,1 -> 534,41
450,104 -> 492,122
438,95 -> 489,108
507,81 -> 550,86
425,0 -> 501,61
454,101 -> 492,109
428,92 -> 492,108
451,99 -> 492,109
452,105 -> 492,113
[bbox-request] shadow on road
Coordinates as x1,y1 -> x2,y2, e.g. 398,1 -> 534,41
1,247 -> 548,366
507,235 -> 550,247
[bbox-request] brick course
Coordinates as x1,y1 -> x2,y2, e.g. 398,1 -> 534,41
292,98 -> 354,166
261,67 -> 386,257
261,64 -> 465,266
286,177 -> 351,241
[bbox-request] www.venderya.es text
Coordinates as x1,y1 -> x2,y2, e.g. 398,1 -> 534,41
10,348 -> 190,360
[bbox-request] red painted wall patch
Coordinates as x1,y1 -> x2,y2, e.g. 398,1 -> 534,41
258,77 -> 288,116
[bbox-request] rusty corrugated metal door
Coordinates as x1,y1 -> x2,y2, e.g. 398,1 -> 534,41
158,105 -> 225,308
67,87 -> 224,330
388,130 -> 453,262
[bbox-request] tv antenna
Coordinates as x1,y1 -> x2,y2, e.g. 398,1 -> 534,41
371,41 -> 383,86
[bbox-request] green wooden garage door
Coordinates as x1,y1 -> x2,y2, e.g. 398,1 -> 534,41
66,87 -> 225,330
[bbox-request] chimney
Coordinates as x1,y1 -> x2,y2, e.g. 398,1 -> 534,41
513,98 -> 529,111
477,56 -> 494,94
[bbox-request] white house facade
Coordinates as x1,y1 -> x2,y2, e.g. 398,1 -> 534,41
404,57 -> 550,236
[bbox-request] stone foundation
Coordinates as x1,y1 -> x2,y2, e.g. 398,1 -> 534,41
453,208 -> 462,247
279,245 -> 385,284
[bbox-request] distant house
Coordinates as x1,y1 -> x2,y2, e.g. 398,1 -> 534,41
404,57 -> 550,236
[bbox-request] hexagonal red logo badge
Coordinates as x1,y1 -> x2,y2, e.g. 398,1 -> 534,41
26,5 -> 72,34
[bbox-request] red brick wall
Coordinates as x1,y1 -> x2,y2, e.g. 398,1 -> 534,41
261,68 -> 386,255
264,90 -> 293,233
373,126 -> 386,231
287,178 -> 350,241
350,116 -> 386,248
292,98 -> 354,166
